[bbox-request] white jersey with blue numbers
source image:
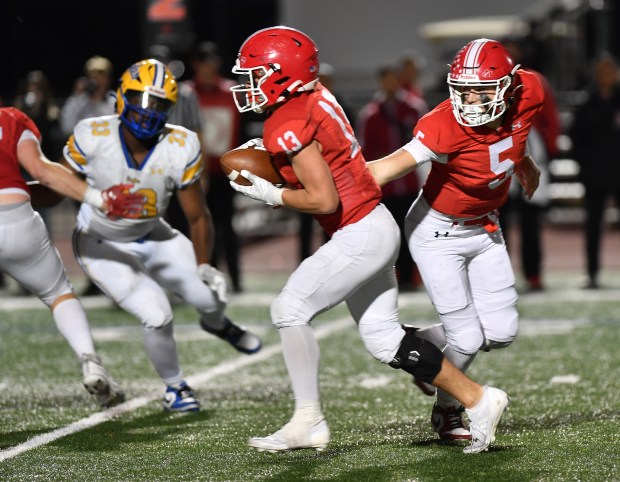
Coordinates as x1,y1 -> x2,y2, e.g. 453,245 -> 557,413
63,114 -> 202,242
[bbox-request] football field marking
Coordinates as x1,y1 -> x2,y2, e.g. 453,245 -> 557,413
0,317 -> 351,463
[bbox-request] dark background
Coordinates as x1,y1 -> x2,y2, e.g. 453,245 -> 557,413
0,0 -> 278,104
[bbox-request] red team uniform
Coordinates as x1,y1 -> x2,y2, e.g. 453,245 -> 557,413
386,40 -> 543,440
417,70 -> 543,219
230,27 -> 509,455
264,83 -> 382,236
0,108 -> 72,304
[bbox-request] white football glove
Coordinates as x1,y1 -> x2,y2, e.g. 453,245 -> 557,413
198,263 -> 229,304
237,138 -> 264,150
230,169 -> 285,206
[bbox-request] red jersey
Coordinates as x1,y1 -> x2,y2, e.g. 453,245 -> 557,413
0,107 -> 41,192
414,69 -> 544,217
263,84 -> 382,236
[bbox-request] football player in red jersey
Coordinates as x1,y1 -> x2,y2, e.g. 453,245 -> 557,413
368,38 -> 543,441
229,27 -> 509,454
0,107 -> 145,407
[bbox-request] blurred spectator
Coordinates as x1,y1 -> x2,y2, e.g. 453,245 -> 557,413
14,70 -> 63,161
499,38 -> 561,291
148,43 -> 205,236
569,53 -> 620,289
60,55 -> 116,137
357,65 -> 423,290
398,50 -> 429,115
60,55 -> 116,296
187,41 -> 243,293
10,70 -> 64,294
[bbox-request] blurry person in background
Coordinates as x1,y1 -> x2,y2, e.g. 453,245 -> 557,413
188,41 -> 244,293
569,53 -> 620,289
60,55 -> 116,138
357,65 -> 423,291
60,55 -> 116,296
14,70 -> 63,162
498,38 -> 561,292
398,50 -> 429,115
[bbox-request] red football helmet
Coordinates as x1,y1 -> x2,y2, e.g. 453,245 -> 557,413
447,38 -> 519,126
231,26 -> 319,113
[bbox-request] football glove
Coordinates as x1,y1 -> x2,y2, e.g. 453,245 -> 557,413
230,169 -> 285,206
236,138 -> 264,150
198,263 -> 229,304
103,184 -> 146,219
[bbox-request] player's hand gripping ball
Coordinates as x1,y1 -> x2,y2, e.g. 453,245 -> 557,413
219,146 -> 284,186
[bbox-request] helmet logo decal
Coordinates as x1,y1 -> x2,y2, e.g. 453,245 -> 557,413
482,69 -> 492,78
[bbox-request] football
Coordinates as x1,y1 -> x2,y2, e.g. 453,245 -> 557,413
219,147 -> 284,186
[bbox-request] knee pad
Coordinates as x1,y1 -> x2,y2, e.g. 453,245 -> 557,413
479,303 -> 519,351
389,326 -> 444,384
270,293 -> 311,329
136,297 -> 173,329
439,304 -> 485,354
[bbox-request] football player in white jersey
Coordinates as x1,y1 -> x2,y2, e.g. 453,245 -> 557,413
62,59 -> 262,412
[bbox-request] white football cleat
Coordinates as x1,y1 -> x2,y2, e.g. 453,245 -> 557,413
81,353 -> 125,408
464,386 -> 509,454
248,419 -> 330,452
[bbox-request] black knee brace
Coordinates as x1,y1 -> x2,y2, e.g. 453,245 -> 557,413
389,326 -> 444,383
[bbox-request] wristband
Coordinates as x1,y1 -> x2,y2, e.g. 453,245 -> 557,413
83,186 -> 104,209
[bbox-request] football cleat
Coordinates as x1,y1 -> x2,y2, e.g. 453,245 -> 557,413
431,403 -> 472,440
464,386 -> 509,454
162,382 -> 200,412
413,376 -> 436,397
81,353 -> 125,408
248,419 -> 330,452
200,317 -> 262,354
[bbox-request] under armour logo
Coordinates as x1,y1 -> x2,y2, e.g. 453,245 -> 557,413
512,121 -> 523,130
435,231 -> 449,238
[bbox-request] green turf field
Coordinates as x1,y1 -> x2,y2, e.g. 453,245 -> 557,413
0,277 -> 619,481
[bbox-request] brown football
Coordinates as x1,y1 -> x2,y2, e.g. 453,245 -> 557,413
219,147 -> 284,186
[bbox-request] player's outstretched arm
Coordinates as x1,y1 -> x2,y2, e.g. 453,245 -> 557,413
367,148 -> 419,187
17,138 -> 144,218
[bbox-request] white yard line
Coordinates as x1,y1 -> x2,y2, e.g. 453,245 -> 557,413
0,317 -> 351,463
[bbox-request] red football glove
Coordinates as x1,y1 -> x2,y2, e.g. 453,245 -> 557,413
102,184 -> 145,219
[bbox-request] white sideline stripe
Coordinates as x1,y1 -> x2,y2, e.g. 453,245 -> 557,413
0,317 -> 352,463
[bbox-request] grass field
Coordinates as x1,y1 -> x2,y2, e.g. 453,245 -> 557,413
0,273 -> 619,481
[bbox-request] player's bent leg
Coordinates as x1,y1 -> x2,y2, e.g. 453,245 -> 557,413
388,325 -> 444,383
